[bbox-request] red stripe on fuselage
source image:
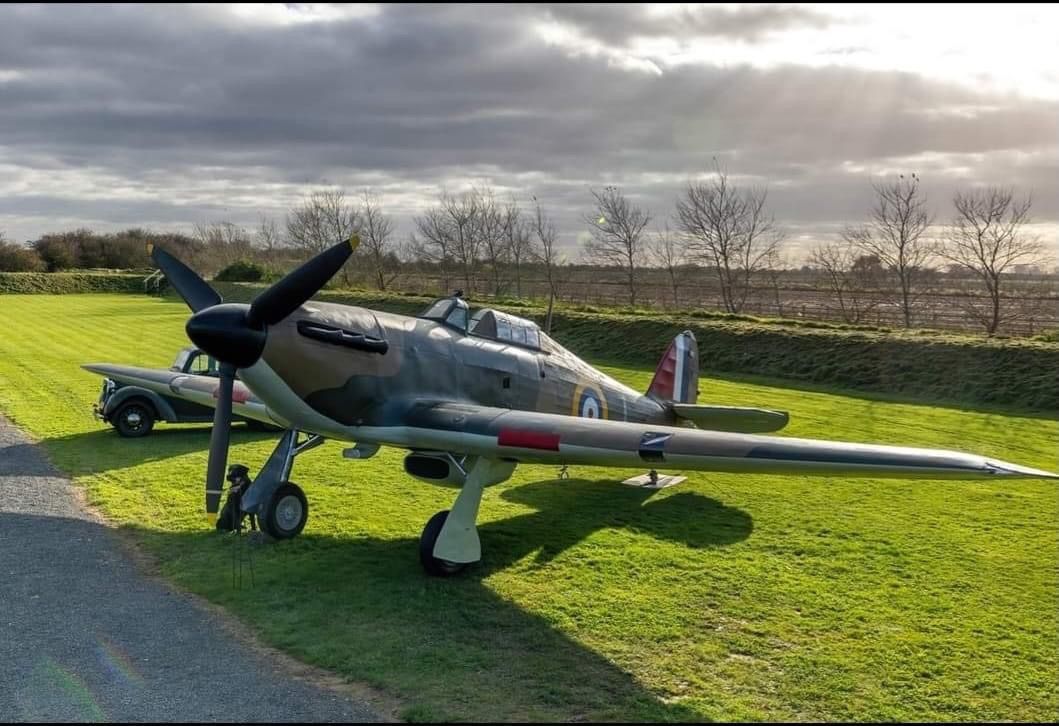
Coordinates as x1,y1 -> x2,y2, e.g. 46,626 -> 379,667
498,429 -> 560,451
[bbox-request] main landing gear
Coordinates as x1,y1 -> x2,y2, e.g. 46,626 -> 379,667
418,458 -> 516,576
221,438 -> 516,577
220,429 -> 323,540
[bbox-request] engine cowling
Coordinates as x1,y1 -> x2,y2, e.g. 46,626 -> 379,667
404,452 -> 467,487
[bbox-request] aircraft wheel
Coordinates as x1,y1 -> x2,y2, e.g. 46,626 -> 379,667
262,482 -> 308,540
113,401 -> 155,438
419,510 -> 468,577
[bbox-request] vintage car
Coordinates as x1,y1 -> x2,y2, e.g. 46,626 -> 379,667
88,346 -> 270,437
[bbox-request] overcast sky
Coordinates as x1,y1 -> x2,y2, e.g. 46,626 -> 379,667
1,3 -> 1057,260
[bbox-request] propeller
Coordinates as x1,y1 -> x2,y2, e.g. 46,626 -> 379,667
149,245 -> 221,312
150,236 -> 359,522
205,362 -> 236,520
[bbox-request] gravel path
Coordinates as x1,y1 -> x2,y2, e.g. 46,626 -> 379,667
0,417 -> 383,722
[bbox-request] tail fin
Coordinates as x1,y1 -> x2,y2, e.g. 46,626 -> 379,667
647,331 -> 698,403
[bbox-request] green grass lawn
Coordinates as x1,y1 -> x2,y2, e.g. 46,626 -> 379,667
1,293 -> 1057,722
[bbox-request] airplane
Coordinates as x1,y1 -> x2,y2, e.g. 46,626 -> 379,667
91,236 -> 1057,576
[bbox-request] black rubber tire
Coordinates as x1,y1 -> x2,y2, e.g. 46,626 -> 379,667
419,510 -> 468,577
262,482 -> 308,540
113,400 -> 155,438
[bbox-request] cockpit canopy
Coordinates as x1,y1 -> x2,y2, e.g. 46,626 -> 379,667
418,296 -> 542,350
469,309 -> 541,349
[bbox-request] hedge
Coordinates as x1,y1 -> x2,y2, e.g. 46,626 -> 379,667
0,272 -> 150,294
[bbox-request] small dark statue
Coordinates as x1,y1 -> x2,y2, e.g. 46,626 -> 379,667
217,464 -> 257,533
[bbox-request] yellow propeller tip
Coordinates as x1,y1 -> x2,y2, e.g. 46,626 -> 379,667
206,512 -> 217,525
146,242 -> 154,254
348,233 -> 361,250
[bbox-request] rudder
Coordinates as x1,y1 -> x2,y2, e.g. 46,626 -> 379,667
647,330 -> 698,404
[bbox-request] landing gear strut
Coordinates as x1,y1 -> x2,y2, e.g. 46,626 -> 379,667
418,457 -> 516,576
236,429 -> 323,540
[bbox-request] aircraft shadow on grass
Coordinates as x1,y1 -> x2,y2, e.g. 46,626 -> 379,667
116,477 -> 751,720
483,477 -> 753,570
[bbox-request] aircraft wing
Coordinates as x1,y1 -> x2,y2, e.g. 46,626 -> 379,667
82,363 -> 277,425
396,401 -> 1057,480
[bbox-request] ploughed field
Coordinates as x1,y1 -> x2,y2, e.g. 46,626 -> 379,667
0,294 -> 1056,722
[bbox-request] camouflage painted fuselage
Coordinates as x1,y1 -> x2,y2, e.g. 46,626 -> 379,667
260,302 -> 670,429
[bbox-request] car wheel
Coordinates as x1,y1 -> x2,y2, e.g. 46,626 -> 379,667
113,401 -> 155,438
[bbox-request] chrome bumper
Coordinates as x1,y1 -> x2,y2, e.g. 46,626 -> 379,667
94,379 -> 115,421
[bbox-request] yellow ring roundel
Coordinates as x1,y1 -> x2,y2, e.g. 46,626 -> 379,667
571,382 -> 609,420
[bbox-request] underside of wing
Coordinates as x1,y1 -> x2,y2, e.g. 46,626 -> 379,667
395,401 -> 1057,481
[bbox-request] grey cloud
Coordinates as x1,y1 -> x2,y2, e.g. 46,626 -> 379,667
0,4 -> 1054,255
541,3 -> 833,45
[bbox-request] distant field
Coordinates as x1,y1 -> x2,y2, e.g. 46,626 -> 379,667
0,294 -> 1056,721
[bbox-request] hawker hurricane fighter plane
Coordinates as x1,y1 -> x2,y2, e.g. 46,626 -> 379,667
96,237 -> 1056,575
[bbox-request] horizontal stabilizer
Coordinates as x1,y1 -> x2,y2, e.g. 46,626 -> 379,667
672,403 -> 789,433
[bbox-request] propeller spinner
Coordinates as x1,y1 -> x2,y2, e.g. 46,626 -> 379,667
151,236 -> 359,521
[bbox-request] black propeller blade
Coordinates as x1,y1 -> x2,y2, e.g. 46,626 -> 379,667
205,363 -> 236,521
149,245 -> 222,313
149,235 -> 358,524
247,236 -> 358,327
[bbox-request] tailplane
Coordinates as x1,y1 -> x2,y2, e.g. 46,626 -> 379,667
647,330 -> 698,404
648,331 -> 789,432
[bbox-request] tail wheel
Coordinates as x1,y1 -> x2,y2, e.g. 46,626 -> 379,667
262,482 -> 308,539
419,510 -> 468,577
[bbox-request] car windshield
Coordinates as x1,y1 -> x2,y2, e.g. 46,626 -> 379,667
171,349 -> 192,371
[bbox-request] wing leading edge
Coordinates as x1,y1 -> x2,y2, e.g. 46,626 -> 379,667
396,402 -> 1057,480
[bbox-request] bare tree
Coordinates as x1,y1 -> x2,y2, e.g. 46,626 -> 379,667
760,247 -> 791,317
193,221 -> 254,271
359,191 -> 398,290
675,165 -> 783,314
583,185 -> 651,305
808,241 -> 883,323
477,190 -> 510,297
532,197 -> 570,333
503,199 -> 535,299
939,187 -> 1045,334
255,216 -> 282,264
409,205 -> 456,294
648,224 -> 685,306
411,187 -> 498,295
286,188 -> 360,254
844,174 -> 935,327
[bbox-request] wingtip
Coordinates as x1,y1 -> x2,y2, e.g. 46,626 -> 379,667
986,460 -> 1059,479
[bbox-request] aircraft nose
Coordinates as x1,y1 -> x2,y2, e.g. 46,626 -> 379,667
185,302 -> 267,368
